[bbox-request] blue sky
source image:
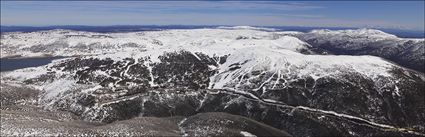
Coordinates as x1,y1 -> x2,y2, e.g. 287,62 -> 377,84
1,1 -> 424,30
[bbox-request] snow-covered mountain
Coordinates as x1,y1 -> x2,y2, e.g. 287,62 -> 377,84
2,28 -> 423,72
290,28 -> 425,72
1,27 -> 424,137
0,28 -> 312,58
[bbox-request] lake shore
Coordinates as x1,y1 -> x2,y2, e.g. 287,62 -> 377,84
0,56 -> 68,72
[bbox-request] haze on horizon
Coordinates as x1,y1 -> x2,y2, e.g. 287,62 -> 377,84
1,1 -> 424,31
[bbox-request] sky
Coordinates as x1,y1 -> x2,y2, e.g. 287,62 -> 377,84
1,1 -> 424,30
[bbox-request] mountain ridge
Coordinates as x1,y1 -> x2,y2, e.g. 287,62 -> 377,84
1,28 -> 424,136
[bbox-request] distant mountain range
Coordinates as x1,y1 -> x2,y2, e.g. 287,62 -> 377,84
1,25 -> 424,38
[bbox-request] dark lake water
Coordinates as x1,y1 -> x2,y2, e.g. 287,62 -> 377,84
0,57 -> 65,72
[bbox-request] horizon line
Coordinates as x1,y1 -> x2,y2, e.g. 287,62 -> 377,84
1,24 -> 424,31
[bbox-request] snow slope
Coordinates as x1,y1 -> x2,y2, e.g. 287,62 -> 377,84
0,28 -> 311,58
291,28 -> 425,72
210,47 -> 397,90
